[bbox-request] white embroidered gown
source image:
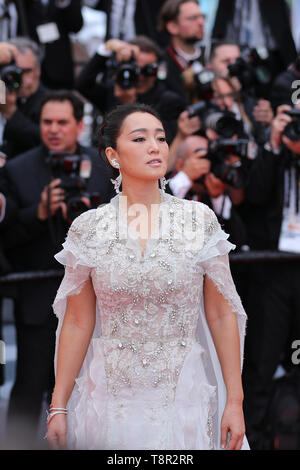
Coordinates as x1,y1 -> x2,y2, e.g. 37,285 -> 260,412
53,191 -> 249,450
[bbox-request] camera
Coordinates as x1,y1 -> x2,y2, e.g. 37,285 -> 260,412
105,52 -> 140,90
206,138 -> 249,188
105,52 -> 159,90
205,110 -> 244,139
187,100 -> 243,139
228,47 -> 272,94
47,151 -> 100,222
283,109 -> 300,142
193,69 -> 216,101
115,54 -> 140,90
0,60 -> 23,91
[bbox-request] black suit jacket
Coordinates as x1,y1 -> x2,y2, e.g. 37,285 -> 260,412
162,48 -> 189,102
244,145 -> 288,250
4,144 -> 114,325
212,0 -> 297,71
93,0 -> 168,47
23,0 -> 83,89
2,83 -> 48,159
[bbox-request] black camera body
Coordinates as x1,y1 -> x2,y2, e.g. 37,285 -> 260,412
193,69 -> 216,101
114,54 -> 140,90
206,138 -> 249,188
187,100 -> 243,139
47,151 -> 100,222
106,52 -> 159,90
228,47 -> 272,94
283,109 -> 300,142
0,60 -> 23,91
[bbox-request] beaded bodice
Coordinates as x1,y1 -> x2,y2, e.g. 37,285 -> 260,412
60,193 -> 221,403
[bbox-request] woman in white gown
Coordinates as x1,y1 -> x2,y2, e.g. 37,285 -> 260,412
46,103 -> 249,450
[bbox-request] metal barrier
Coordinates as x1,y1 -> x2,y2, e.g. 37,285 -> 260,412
0,251 -> 299,283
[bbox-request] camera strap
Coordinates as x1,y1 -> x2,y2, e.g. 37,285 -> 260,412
167,46 -> 191,72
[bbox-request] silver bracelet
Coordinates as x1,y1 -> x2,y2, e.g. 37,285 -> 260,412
49,407 -> 68,411
46,409 -> 68,425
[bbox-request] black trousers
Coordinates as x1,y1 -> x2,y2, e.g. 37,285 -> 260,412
242,261 -> 300,449
5,320 -> 56,449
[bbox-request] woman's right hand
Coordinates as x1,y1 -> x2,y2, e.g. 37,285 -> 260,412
46,413 -> 68,450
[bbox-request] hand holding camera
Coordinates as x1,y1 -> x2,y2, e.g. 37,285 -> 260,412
105,39 -> 140,64
0,42 -> 18,65
0,42 -> 24,92
269,104 -> 294,151
0,42 -> 25,118
37,179 -> 66,221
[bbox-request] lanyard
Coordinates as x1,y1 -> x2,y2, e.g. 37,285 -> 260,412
167,45 -> 191,72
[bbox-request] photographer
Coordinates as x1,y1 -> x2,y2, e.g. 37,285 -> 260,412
157,0 -> 205,101
168,133 -> 248,296
241,104 -> 300,449
0,38 -> 48,159
75,35 -> 185,144
212,74 -> 273,145
3,90 -> 114,448
167,73 -> 259,172
203,41 -> 274,152
169,133 -> 247,221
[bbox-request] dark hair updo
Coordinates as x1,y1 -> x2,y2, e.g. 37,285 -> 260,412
99,103 -> 163,178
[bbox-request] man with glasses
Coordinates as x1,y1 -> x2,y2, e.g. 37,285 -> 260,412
157,0 -> 205,100
0,38 -> 48,159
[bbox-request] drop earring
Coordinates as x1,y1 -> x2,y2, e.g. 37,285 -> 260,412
111,158 -> 120,169
111,158 -> 122,194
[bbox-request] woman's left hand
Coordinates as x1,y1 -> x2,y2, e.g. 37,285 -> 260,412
220,402 -> 246,450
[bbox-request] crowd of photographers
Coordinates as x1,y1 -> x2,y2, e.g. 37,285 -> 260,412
0,0 -> 299,451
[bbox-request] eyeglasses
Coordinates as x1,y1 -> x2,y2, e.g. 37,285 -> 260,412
213,92 -> 237,100
185,13 -> 206,22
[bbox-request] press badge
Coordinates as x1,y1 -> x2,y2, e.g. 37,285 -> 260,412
36,23 -> 60,44
80,158 -> 92,179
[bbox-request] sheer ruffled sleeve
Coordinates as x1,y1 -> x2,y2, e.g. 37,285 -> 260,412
53,210 -> 97,317
199,205 -> 247,367
195,204 -> 249,450
52,209 -> 101,373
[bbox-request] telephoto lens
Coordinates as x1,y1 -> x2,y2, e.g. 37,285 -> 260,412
0,61 -> 23,91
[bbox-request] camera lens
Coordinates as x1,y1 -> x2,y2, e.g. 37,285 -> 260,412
0,64 -> 23,91
284,121 -> 300,141
205,112 -> 241,139
116,64 -> 139,89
